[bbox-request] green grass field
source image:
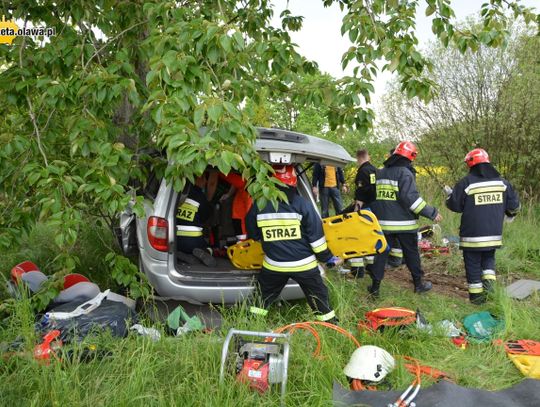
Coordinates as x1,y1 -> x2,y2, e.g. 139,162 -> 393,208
1,192 -> 539,406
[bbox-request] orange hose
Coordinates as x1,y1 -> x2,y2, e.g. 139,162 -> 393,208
269,321 -> 361,357
269,320 -> 437,399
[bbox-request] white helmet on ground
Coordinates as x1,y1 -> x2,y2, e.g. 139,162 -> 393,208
343,345 -> 395,382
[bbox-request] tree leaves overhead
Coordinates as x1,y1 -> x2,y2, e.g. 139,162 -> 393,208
0,0 -> 537,275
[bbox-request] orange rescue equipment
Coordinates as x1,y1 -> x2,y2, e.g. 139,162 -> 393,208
322,210 -> 387,259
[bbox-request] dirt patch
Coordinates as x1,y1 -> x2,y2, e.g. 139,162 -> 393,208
384,257 -> 469,299
383,254 -> 529,300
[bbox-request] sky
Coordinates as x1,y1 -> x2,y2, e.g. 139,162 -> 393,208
271,0 -> 538,109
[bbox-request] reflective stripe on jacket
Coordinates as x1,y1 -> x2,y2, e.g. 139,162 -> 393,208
370,166 -> 438,233
246,191 -> 334,272
446,175 -> 520,251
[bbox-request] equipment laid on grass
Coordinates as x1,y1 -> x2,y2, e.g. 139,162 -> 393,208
166,305 -> 205,335
38,298 -> 137,342
463,312 -> 503,343
8,260 -> 102,305
220,329 -> 290,403
495,339 -> 540,356
227,239 -> 264,270
333,378 -> 540,407
358,307 -> 417,332
507,354 -> 540,379
322,210 -> 387,259
418,239 -> 450,257
495,339 -> 540,379
344,345 -> 395,383
506,279 -> 540,300
45,290 -> 111,321
33,330 -> 62,363
130,324 -> 161,341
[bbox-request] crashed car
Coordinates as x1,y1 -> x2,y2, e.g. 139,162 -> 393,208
118,127 -> 353,304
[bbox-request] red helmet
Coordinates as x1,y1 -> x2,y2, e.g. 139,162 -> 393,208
394,141 -> 418,161
10,261 -> 40,283
464,148 -> 490,168
272,165 -> 297,187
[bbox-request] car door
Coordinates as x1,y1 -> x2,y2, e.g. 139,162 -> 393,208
116,149 -> 164,257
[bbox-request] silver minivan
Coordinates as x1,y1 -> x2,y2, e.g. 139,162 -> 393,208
118,128 -> 353,304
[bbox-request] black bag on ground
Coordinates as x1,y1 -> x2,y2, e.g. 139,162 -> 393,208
333,379 -> 540,407
37,299 -> 137,342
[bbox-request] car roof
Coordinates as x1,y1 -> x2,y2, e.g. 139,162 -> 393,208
255,127 -> 355,167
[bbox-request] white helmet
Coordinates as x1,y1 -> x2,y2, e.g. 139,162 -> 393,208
343,345 -> 395,382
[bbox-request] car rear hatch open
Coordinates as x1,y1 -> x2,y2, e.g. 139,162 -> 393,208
255,127 -> 355,166
171,127 -> 354,284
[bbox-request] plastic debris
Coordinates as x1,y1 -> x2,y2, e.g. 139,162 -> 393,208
167,305 -> 205,335
130,324 -> 161,341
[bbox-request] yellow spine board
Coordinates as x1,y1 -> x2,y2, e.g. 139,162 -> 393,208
507,354 -> 540,379
322,210 -> 388,259
227,239 -> 264,270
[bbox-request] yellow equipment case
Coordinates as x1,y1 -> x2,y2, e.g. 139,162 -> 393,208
322,210 -> 387,259
227,239 -> 264,270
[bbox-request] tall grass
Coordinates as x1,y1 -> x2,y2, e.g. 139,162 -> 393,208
1,190 -> 539,406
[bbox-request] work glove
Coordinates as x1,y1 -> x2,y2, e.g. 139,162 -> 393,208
326,256 -> 343,268
443,185 -> 453,196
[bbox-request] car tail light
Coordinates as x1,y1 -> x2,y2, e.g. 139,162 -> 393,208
147,216 -> 168,252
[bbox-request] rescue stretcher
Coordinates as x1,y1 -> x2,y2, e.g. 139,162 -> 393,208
227,239 -> 265,270
322,210 -> 387,259
228,210 -> 387,269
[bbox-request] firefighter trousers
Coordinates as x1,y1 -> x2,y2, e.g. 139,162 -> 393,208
250,268 -> 336,322
370,232 -> 424,285
462,249 -> 496,296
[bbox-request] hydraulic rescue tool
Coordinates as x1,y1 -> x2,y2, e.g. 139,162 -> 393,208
220,329 -> 290,404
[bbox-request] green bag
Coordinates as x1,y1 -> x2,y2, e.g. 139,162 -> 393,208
463,311 -> 503,343
167,305 -> 205,335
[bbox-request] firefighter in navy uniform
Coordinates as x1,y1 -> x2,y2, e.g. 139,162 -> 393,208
446,148 -> 520,304
246,165 -> 342,322
176,174 -> 216,267
369,141 -> 442,297
348,149 -> 377,278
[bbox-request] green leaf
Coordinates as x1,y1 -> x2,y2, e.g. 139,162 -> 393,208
194,105 -> 206,128
232,32 -> 244,49
207,103 -> 223,123
219,35 -> 232,52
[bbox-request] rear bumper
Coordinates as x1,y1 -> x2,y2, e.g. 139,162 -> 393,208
139,248 -> 304,304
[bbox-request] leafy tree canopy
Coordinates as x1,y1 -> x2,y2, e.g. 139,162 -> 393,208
0,1 -> 537,277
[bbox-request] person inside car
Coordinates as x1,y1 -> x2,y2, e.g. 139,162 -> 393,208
176,172 -> 217,267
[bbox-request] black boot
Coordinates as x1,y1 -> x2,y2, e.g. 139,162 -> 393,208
193,248 -> 217,267
367,279 -> 381,298
414,280 -> 433,294
482,279 -> 495,293
351,267 -> 365,279
387,256 -> 402,268
469,291 -> 487,305
177,251 -> 199,265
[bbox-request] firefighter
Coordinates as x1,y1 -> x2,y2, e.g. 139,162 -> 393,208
246,165 -> 342,322
348,149 -> 377,278
445,148 -> 520,304
385,148 -> 409,269
176,173 -> 217,267
369,141 -> 442,297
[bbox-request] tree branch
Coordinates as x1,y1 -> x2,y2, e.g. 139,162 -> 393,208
83,20 -> 149,70
18,20 -> 48,167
